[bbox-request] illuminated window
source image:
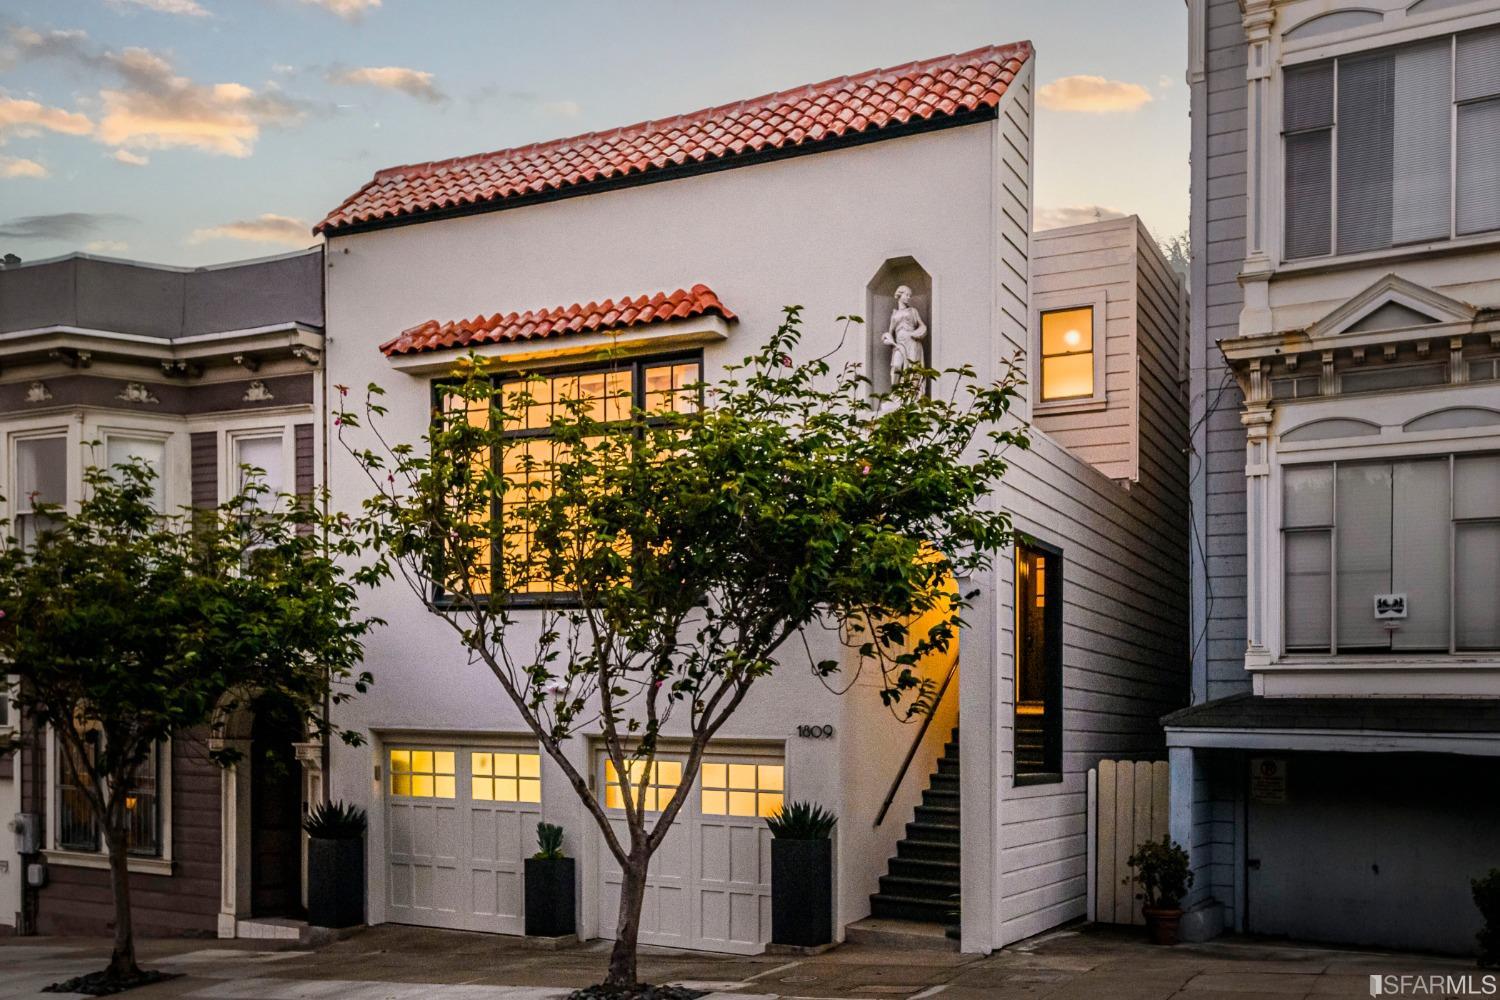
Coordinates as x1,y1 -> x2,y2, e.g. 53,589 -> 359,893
55,728 -> 161,858
603,759 -> 682,812
1015,542 -> 1063,783
439,391 -> 495,596
471,752 -> 542,803
701,762 -> 784,818
1039,307 -> 1095,402
389,748 -> 457,798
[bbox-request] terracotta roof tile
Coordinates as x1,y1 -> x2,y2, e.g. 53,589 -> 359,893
318,41 -> 1031,235
380,284 -> 735,357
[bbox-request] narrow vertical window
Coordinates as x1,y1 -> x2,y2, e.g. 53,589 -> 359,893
1039,307 -> 1095,402
1015,542 -> 1063,783
1456,27 -> 1500,236
1283,62 -> 1335,259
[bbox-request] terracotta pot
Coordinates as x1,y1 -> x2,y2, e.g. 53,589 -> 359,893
1143,905 -> 1183,946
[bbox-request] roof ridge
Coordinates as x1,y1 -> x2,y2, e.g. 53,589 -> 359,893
370,40 -> 1031,183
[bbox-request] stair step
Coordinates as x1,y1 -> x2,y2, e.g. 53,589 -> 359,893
845,917 -> 958,953
906,821 -> 960,845
888,856 -> 960,880
878,875 -> 961,901
893,838 -> 960,862
870,893 -> 960,923
936,757 -> 959,776
921,788 -> 959,806
913,804 -> 960,826
943,742 -> 960,758
928,772 -> 958,791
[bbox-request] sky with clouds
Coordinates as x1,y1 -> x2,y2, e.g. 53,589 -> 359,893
0,0 -> 1188,266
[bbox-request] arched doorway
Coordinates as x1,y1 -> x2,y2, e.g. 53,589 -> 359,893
249,692 -> 306,918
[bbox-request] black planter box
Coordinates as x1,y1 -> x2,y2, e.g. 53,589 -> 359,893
771,838 -> 833,947
524,857 -> 576,937
307,836 -> 365,929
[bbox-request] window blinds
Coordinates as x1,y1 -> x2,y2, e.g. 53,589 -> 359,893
1392,40 -> 1453,244
1284,63 -> 1334,259
1337,53 -> 1396,254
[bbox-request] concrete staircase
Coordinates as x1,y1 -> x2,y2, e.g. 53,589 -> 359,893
868,726 -> 960,927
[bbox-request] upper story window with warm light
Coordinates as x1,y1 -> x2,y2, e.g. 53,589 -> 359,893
1039,307 -> 1095,402
1283,25 -> 1500,262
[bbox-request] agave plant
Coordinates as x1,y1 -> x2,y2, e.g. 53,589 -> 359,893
303,800 -> 367,840
765,801 -> 837,840
534,821 -> 566,860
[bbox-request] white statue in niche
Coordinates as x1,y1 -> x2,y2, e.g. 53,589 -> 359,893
880,284 -> 927,411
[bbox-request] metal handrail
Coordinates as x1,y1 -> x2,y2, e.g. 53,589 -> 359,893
873,654 -> 959,828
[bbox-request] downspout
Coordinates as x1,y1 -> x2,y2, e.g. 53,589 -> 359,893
320,244 -> 333,804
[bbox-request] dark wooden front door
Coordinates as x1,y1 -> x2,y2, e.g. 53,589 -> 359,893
250,694 -> 305,918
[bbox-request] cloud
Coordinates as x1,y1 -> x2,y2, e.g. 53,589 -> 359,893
86,240 -> 130,253
0,155 -> 47,178
327,65 -> 444,103
1036,205 -> 1127,231
1037,75 -> 1153,113
105,0 -> 210,16
7,28 -> 305,157
113,148 -> 149,165
189,213 -> 311,247
298,0 -> 380,20
0,94 -> 94,143
0,212 -> 131,240
467,84 -> 582,118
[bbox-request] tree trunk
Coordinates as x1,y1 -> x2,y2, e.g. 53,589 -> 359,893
103,827 -> 140,981
605,844 -> 650,988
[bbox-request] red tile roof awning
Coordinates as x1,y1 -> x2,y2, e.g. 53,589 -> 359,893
380,284 -> 735,357
319,41 -> 1032,235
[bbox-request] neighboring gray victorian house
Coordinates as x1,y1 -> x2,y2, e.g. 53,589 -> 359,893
1176,0 -> 1500,953
0,248 -> 328,939
316,40 -> 1191,955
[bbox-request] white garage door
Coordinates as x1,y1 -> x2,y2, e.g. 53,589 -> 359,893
385,743 -> 542,934
596,752 -> 783,955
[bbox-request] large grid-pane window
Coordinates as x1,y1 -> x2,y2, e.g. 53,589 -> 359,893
442,355 -> 702,600
1282,28 -> 1500,260
15,435 -> 66,548
1282,454 -> 1500,653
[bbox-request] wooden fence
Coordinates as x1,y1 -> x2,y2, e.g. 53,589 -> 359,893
1086,759 -> 1170,926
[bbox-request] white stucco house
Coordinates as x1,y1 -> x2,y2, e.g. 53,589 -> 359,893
317,40 -> 1190,955
1177,0 -> 1500,954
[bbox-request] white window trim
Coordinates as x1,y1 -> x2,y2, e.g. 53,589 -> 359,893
95,423 -> 180,515
1255,388 -> 1500,672
44,725 -> 173,876
8,424 -> 78,531
1030,288 -> 1108,414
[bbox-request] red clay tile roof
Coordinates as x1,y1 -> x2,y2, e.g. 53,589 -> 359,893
381,284 -> 734,357
318,41 -> 1032,235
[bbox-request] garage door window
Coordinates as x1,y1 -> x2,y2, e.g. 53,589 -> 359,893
389,749 -> 456,798
604,759 -> 681,812
472,751 -> 541,802
701,763 -> 784,818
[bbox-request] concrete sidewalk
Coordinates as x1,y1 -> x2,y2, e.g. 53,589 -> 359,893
0,924 -> 1483,1000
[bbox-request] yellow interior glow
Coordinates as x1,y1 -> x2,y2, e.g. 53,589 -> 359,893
1040,307 -> 1095,401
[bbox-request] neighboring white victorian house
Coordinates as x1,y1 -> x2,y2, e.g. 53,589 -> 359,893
1177,0 -> 1500,953
319,41 -> 1190,955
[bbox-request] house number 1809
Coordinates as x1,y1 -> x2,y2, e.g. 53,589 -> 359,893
797,724 -> 834,739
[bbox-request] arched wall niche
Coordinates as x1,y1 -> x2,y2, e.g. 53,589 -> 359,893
865,256 -> 933,398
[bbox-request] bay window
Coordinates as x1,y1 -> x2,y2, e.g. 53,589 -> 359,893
1283,25 -> 1500,261
1282,454 -> 1500,654
14,435 -> 66,547
105,435 -> 167,513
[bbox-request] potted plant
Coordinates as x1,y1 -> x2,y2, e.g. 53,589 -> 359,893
1127,834 -> 1193,945
525,822 -> 576,938
767,801 -> 837,948
304,800 -> 367,929
1473,869 -> 1500,966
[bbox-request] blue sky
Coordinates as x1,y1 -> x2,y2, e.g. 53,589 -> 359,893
0,0 -> 1188,266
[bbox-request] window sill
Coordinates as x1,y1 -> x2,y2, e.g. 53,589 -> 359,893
1269,230 -> 1500,280
1034,397 -> 1108,416
44,850 -> 173,876
1013,771 -> 1063,787
1261,653 -> 1500,671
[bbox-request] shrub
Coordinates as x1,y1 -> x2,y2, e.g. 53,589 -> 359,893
1474,869 -> 1500,966
1127,835 -> 1193,910
535,822 -> 566,860
303,800 -> 368,840
765,801 -> 837,840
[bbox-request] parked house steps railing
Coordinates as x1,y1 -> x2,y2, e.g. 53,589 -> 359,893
868,725 -> 961,930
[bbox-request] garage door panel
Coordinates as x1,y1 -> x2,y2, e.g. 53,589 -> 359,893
385,742 -> 538,935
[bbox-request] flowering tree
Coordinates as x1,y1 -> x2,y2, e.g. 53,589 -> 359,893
0,461 -> 381,990
339,307 -> 1028,989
